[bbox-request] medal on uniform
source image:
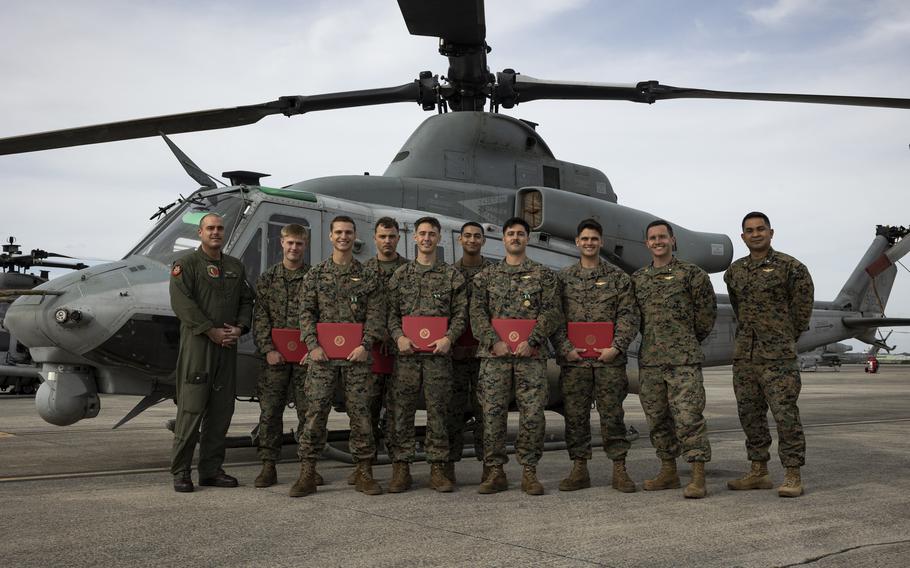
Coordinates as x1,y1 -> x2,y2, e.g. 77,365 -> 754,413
523,300 -> 531,307
207,265 -> 220,278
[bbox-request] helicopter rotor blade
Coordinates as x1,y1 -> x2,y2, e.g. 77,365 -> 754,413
397,0 -> 485,44
0,82 -> 427,156
495,73 -> 910,110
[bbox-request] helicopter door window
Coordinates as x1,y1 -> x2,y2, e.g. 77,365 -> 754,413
265,215 -> 311,267
239,228 -> 263,285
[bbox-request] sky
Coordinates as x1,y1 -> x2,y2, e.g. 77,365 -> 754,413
2,0 -> 909,352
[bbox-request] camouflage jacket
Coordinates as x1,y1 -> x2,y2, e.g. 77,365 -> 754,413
553,261 -> 640,367
252,262 -> 309,356
470,257 -> 564,359
298,257 -> 385,361
724,248 -> 814,361
453,256 -> 493,358
632,257 -> 717,367
365,255 -> 407,345
387,258 -> 468,355
454,256 -> 493,292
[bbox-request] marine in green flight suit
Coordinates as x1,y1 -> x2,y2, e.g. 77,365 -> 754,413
169,213 -> 254,493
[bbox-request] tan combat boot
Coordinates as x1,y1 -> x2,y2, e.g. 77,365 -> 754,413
558,459 -> 591,491
430,463 -> 455,493
355,460 -> 383,495
684,462 -> 707,499
727,461 -> 773,490
288,461 -> 317,497
346,467 -> 359,485
642,459 -> 681,491
444,461 -> 457,484
477,465 -> 508,494
778,467 -> 803,498
387,461 -> 412,493
314,470 -> 325,486
611,459 -> 637,493
521,465 -> 545,495
480,464 -> 491,485
254,461 -> 277,488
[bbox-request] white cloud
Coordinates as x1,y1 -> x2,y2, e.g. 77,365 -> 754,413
746,0 -> 826,27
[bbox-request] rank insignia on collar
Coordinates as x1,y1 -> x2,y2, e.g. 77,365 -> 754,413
207,265 -> 220,278
171,264 -> 181,277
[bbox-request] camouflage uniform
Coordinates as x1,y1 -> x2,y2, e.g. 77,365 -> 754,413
448,256 -> 493,462
169,248 -> 254,478
632,257 -> 716,463
252,262 -> 309,462
386,259 -> 467,463
553,261 -> 640,461
364,255 -> 407,451
724,248 -> 814,467
470,258 -> 563,466
296,258 -> 385,462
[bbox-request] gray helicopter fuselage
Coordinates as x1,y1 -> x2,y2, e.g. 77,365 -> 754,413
4,111 -> 904,426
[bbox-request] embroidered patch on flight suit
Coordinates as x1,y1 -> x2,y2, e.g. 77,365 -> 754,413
207,265 -> 220,278
171,264 -> 182,277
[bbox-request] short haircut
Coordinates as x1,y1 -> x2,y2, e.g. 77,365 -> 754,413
414,216 -> 441,232
374,216 -> 399,232
502,216 -> 530,234
576,218 -> 603,237
461,221 -> 484,234
645,219 -> 674,237
330,215 -> 356,232
742,211 -> 771,230
280,223 -> 308,240
198,212 -> 223,228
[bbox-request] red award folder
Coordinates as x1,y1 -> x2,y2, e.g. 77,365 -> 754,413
271,328 -> 309,363
402,316 -> 448,352
316,323 -> 364,360
492,318 -> 537,353
567,322 -> 614,358
371,343 -> 394,374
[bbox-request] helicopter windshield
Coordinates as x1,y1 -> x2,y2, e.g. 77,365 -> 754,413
126,194 -> 245,265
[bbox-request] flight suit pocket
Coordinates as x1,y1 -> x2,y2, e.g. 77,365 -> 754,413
180,371 -> 209,413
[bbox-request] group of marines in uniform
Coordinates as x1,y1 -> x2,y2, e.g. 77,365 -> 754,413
168,210 -> 813,500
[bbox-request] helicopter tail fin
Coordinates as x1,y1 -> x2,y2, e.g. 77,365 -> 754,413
832,226 -> 909,315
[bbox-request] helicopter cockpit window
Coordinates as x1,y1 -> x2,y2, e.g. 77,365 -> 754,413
240,228 -> 262,285
127,195 -> 245,265
266,215 -> 311,267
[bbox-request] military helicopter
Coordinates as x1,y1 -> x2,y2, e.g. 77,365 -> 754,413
2,0 -> 910,431
1,237 -> 88,395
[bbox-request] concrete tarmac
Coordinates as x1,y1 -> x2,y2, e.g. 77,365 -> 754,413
1,365 -> 909,567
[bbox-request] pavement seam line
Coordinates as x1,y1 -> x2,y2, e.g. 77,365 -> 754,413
344,505 -> 616,567
775,538 -> 910,567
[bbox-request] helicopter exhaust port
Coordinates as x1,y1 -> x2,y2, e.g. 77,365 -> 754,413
35,364 -> 100,426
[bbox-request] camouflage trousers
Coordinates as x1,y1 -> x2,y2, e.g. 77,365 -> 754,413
369,372 -> 396,458
732,358 -> 805,467
447,358 -> 484,462
297,361 -> 376,462
389,355 -> 453,463
478,357 -> 548,467
561,365 -> 631,461
256,362 -> 307,462
639,364 -> 711,463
